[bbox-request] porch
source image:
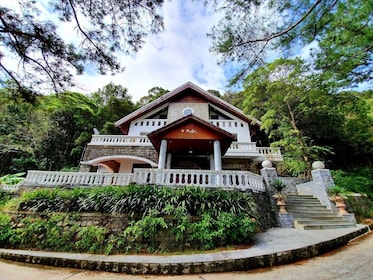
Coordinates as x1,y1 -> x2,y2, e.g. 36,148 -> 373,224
21,169 -> 266,192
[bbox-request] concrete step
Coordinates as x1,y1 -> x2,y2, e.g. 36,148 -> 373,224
294,218 -> 347,224
286,205 -> 330,212
298,223 -> 356,230
284,195 -> 356,230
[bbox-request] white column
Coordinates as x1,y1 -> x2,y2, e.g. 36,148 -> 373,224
158,139 -> 168,169
209,154 -> 215,170
166,153 -> 172,169
213,140 -> 222,171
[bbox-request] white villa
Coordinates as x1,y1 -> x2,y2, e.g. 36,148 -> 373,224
23,82 -> 282,191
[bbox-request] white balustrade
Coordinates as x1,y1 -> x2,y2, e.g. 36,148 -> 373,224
22,169 -> 265,192
133,168 -> 266,192
0,184 -> 20,192
209,119 -> 245,128
225,142 -> 257,156
256,147 -> 281,155
89,135 -> 152,146
23,171 -> 133,187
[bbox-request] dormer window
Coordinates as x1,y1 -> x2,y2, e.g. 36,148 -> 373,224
182,107 -> 194,116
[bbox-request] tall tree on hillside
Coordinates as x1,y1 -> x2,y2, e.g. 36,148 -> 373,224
0,90 -> 49,174
37,92 -> 97,170
0,0 -> 164,101
136,86 -> 169,107
91,82 -> 136,134
242,58 -> 334,177
209,0 -> 372,87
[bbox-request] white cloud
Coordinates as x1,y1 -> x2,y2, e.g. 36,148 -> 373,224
72,1 -> 227,101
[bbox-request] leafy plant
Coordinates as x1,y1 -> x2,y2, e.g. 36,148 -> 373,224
327,185 -> 349,200
0,173 -> 25,185
273,179 -> 287,197
74,226 -> 108,253
0,214 -> 13,246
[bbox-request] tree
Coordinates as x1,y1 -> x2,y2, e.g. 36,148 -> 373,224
242,58 -> 334,177
91,82 -> 136,134
136,86 -> 169,107
0,90 -> 48,174
0,0 -> 164,101
209,0 -> 372,87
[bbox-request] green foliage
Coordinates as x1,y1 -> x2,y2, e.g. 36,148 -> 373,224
2,185 -> 259,253
242,58 -> 335,177
273,179 -> 287,194
209,0 -> 372,87
75,226 -> 108,253
0,87 -> 137,175
136,87 -> 169,107
327,185 -> 349,199
0,173 -> 25,185
0,190 -> 13,208
332,168 -> 373,199
0,214 -> 13,246
14,186 -> 258,221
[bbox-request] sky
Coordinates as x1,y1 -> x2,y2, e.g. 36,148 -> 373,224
66,1 -> 229,101
1,0 -> 321,102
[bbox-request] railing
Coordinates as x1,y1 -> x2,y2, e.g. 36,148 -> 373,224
132,119 -> 167,128
88,135 -> 152,146
0,184 -> 20,192
257,147 -> 281,155
226,142 -> 257,156
23,171 -> 133,187
209,119 -> 245,128
22,169 -> 266,192
133,168 -> 265,192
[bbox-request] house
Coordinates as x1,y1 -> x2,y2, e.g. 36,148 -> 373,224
23,82 -> 282,190
18,82 -> 359,230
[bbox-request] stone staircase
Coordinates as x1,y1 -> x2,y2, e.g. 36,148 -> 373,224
285,195 -> 356,230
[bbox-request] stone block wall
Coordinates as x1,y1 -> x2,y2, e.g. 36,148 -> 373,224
82,145 -> 159,163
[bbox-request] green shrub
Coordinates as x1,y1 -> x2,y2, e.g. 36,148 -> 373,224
0,190 -> 12,207
332,168 -> 373,198
75,226 -> 108,253
0,214 -> 13,246
2,185 -> 259,253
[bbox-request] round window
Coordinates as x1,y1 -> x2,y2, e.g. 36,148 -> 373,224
182,107 -> 194,116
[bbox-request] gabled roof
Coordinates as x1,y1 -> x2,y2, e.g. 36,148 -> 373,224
115,81 -> 260,134
147,114 -> 236,155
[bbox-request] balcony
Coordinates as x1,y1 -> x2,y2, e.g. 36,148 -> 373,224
87,135 -> 283,162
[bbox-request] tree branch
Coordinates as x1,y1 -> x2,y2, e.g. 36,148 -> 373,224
233,0 -> 323,47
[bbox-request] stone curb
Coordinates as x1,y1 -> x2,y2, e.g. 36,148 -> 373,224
0,225 -> 371,275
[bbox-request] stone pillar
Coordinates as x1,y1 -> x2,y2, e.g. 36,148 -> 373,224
297,161 -> 334,209
158,139 -> 167,169
310,161 -> 334,209
261,160 -> 293,228
213,140 -> 222,171
260,160 -> 278,192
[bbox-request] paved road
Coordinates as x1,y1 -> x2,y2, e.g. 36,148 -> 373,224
1,231 -> 372,280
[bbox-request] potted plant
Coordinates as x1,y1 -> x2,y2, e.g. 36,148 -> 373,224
327,185 -> 349,215
272,179 -> 288,214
